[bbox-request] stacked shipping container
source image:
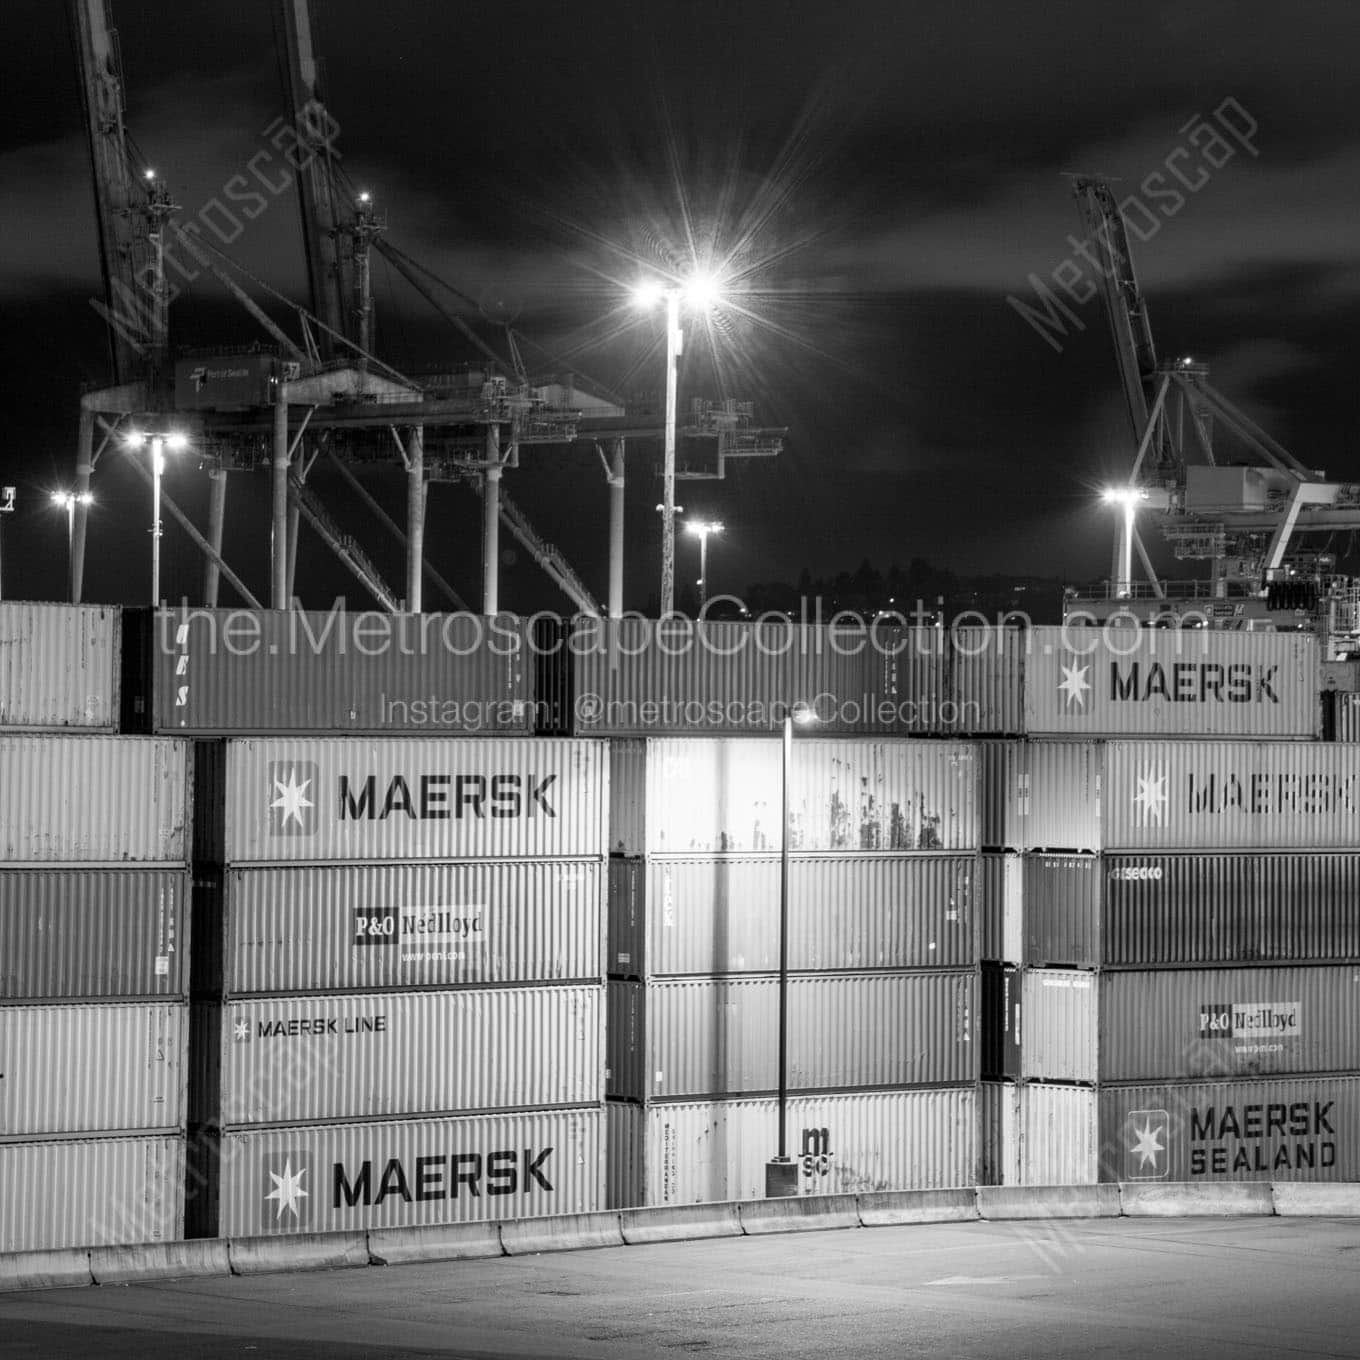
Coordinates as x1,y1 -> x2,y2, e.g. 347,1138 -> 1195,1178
188,736 -> 610,1237
606,737 -> 980,1205
0,605 -> 190,1253
978,631 -> 1360,1186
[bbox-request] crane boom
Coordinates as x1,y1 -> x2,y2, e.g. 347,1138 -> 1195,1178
277,0 -> 348,352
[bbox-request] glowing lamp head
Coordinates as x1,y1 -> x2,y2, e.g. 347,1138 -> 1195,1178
682,269 -> 722,311
632,279 -> 666,309
685,519 -> 724,538
164,432 -> 189,453
1102,486 -> 1146,507
144,168 -> 156,182
124,431 -> 147,450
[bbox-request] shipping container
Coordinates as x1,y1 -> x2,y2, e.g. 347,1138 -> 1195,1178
122,608 -> 535,735
173,351 -> 274,410
0,1134 -> 184,1252
607,1087 -> 977,1207
1024,852 -> 1360,969
609,738 -> 978,856
211,859 -> 603,995
980,963 -> 1020,1081
952,627 -> 1024,737
212,1107 -> 604,1237
1326,691 -> 1360,742
978,740 -> 1102,853
0,868 -> 188,1000
607,970 -> 974,1100
976,852 -> 1022,964
0,736 -> 189,864
0,603 -> 119,731
1320,659 -> 1360,693
205,986 -> 602,1126
1020,964 -> 1360,1084
1098,1075 -> 1360,1182
1023,627 -> 1318,738
979,1082 -> 1098,1186
0,1002 -> 185,1136
608,853 -> 976,977
214,737 -> 607,864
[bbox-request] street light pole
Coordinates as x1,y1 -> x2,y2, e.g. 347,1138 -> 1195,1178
150,435 -> 165,606
660,288 -> 681,616
51,492 -> 93,600
766,710 -> 798,1198
686,520 -> 723,611
0,486 -> 14,602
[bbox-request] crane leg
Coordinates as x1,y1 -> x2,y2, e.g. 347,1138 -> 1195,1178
204,469 -> 228,607
608,438 -> 625,617
406,425 -> 424,613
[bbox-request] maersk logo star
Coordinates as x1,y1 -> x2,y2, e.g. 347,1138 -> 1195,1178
268,761 -> 319,836
1057,657 -> 1091,711
232,1019 -> 251,1043
263,1156 -> 310,1224
1126,1110 -> 1170,1179
1133,764 -> 1168,825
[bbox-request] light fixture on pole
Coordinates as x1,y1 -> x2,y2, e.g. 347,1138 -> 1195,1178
125,430 -> 188,605
51,491 -> 94,600
766,704 -> 819,1198
634,270 -> 724,616
685,519 -> 723,611
0,485 -> 15,602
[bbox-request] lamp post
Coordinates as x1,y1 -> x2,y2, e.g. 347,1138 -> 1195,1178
634,271 -> 723,616
686,519 -> 723,611
766,705 -> 817,1198
1101,486 -> 1146,599
125,430 -> 188,604
51,491 -> 93,600
0,485 -> 14,602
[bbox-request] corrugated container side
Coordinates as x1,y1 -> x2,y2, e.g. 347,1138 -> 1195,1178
637,1088 -> 977,1205
1024,628 -> 1318,739
980,963 -> 1020,1081
606,981 -> 645,1101
606,1100 -> 642,1210
1104,853 -> 1360,967
977,1080 -> 1018,1185
0,603 -> 119,731
977,740 -> 1016,850
0,736 -> 189,864
1097,966 -> 1360,1083
1019,741 -> 1103,853
222,859 -> 604,994
612,972 -> 975,1100
1098,1075 -> 1360,1182
1018,1083 -> 1098,1185
621,854 -> 976,976
977,853 -> 1005,963
608,858 -> 645,977
1022,854 -> 1101,968
1105,740 -> 1360,851
217,1107 -> 605,1235
136,608 -> 534,734
0,1134 -> 184,1252
0,868 -> 189,1000
222,737 -> 607,863
953,628 -> 1024,736
0,1002 -> 186,1136
1019,969 -> 1098,1083
218,986 -> 603,1126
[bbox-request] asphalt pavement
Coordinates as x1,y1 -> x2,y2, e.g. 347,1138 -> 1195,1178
2,1216 -> 1359,1359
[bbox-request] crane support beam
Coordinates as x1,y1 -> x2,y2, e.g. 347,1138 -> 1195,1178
1263,482 -> 1340,575
203,469 -> 228,606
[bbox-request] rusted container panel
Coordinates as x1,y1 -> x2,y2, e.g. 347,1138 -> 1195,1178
0,736 -> 189,864
609,738 -> 977,855
0,603 -> 119,731
979,740 -> 1102,853
213,986 -> 602,1126
610,1087 -> 977,1207
608,853 -> 976,977
607,971 -> 975,1101
220,859 -> 603,994
1024,627 -> 1318,738
219,738 -> 607,863
1105,740 -> 1360,851
1018,969 -> 1098,1083
1099,1075 -> 1360,1182
1021,855 -> 1102,968
0,1002 -> 186,1136
0,1134 -> 184,1252
124,608 -> 534,735
215,1107 -> 604,1236
0,868 -> 188,1000
1103,852 -> 1360,967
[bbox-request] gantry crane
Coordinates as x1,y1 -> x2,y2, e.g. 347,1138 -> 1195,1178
1068,176 -> 1360,654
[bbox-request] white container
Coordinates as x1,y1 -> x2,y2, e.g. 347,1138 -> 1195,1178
608,1087 -> 977,1206
609,738 -> 979,855
220,859 -> 603,993
211,986 -> 602,1126
215,1107 -> 604,1236
217,737 -> 607,863
980,1082 -> 1098,1185
1024,627 -> 1318,738
0,603 -> 119,731
0,1002 -> 185,1136
0,1134 -> 184,1252
0,736 -> 189,864
979,740 -> 1103,853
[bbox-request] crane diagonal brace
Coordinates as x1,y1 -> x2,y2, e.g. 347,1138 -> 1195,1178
288,473 -> 400,612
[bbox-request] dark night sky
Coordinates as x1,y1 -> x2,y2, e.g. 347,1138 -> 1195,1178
3,0 -> 1360,612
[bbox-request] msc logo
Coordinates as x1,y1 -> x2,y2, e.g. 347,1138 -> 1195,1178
262,1153 -> 311,1227
800,1126 -> 834,1182
269,762 -> 318,835
1126,1109 -> 1170,1179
